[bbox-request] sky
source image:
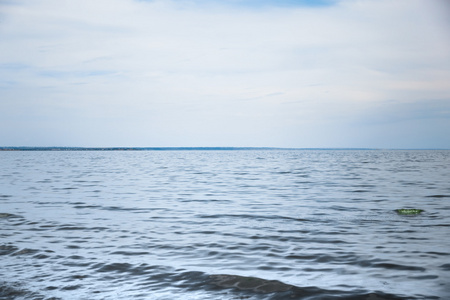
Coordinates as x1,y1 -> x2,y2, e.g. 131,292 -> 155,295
0,0 -> 449,148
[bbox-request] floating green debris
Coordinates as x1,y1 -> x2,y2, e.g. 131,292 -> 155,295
395,209 -> 424,215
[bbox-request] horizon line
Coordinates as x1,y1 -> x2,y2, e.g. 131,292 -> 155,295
1,146 -> 449,151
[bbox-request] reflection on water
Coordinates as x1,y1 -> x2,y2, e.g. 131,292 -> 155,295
1,150 -> 449,299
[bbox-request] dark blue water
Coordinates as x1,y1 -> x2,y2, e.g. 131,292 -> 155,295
1,150 -> 449,299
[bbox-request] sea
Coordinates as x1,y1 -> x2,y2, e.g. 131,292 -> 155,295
0,149 -> 449,300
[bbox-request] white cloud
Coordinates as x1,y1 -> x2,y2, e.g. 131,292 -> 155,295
0,0 -> 449,147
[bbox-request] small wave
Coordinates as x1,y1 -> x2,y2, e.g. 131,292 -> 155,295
0,282 -> 55,300
56,225 -> 109,231
86,262 -> 417,299
0,245 -> 19,256
110,251 -> 151,256
197,213 -> 309,222
73,205 -> 103,209
0,213 -> 22,219
370,263 -> 426,272
208,274 -> 413,299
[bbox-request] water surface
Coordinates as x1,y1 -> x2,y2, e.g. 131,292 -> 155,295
1,150 -> 449,299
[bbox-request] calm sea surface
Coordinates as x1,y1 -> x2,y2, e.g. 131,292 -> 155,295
1,150 -> 449,299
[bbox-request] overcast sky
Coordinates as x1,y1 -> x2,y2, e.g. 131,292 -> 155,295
1,0 -> 449,148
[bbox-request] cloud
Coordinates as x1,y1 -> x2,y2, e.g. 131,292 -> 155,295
0,0 -> 449,147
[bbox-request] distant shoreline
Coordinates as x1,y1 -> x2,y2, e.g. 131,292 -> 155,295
0,147 -> 446,151
0,147 -> 281,151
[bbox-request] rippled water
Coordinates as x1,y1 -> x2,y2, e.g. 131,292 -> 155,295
1,150 -> 449,299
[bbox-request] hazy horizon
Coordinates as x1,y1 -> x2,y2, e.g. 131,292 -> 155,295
1,146 -> 449,150
1,0 -> 449,149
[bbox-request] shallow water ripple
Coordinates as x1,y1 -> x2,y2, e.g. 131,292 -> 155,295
1,150 -> 449,299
